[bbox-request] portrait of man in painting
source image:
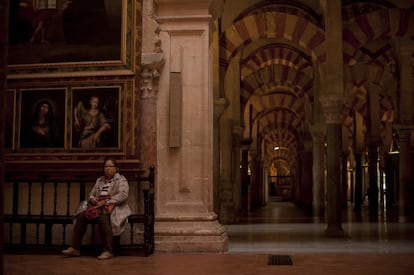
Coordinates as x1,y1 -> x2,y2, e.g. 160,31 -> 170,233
8,0 -> 122,65
19,89 -> 66,149
71,87 -> 119,149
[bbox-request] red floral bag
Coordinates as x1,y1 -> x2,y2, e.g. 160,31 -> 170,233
84,195 -> 112,220
85,205 -> 101,220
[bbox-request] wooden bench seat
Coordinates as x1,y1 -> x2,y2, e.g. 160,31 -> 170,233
3,167 -> 155,256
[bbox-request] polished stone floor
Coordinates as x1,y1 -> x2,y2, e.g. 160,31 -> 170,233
4,200 -> 414,275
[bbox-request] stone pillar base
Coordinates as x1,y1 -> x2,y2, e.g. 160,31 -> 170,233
325,226 -> 348,238
219,203 -> 241,224
155,218 -> 228,252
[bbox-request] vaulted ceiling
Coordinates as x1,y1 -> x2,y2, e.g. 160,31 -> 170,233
219,0 -> 413,174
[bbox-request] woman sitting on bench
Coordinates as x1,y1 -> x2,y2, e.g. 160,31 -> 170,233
62,157 -> 131,260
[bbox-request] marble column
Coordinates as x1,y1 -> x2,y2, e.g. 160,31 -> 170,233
397,40 -> 414,125
249,149 -> 261,209
154,0 -> 227,252
230,126 -> 243,220
320,96 -> 345,237
240,139 -> 251,215
320,0 -> 345,237
341,153 -> 348,208
259,159 -> 265,206
353,153 -> 363,211
310,126 -> 326,220
395,40 -> 414,222
213,98 -> 228,215
366,137 -> 380,216
366,83 -> 381,216
140,54 -> 165,167
300,140 -> 313,210
218,51 -> 242,224
397,129 -> 412,221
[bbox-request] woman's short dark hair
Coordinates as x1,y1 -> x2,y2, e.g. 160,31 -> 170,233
103,157 -> 119,172
103,157 -> 117,167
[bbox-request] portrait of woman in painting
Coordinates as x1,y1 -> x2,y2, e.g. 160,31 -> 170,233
73,94 -> 116,148
20,99 -> 60,148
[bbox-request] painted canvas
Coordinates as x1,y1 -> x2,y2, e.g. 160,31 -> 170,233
71,86 -> 120,149
8,0 -> 123,65
19,88 -> 66,148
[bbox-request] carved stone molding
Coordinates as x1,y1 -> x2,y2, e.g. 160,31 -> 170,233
140,53 -> 165,98
214,97 -> 229,118
231,126 -> 244,148
319,95 -> 345,124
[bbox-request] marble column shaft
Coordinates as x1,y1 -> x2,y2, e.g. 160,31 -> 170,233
311,129 -> 325,219
396,41 -> 413,221
320,0 -> 345,237
353,153 -> 363,211
398,129 -> 412,221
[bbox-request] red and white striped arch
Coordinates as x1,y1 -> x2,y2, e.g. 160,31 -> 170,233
220,11 -> 326,68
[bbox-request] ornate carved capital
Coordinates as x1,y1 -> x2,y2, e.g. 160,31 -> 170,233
140,53 -> 165,98
309,124 -> 326,143
319,95 -> 344,124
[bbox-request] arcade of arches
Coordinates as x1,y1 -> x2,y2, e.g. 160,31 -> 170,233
1,0 -> 414,253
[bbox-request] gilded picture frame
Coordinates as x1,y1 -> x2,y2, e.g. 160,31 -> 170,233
8,0 -> 132,76
70,85 -> 121,150
18,88 -> 67,149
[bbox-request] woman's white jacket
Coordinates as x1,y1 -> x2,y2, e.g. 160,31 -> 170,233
74,173 -> 132,236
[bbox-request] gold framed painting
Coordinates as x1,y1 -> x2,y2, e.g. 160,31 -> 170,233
17,87 -> 67,149
8,0 -> 133,76
70,85 -> 122,150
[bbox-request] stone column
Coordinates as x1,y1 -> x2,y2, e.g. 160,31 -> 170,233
230,126 -> 243,220
366,137 -> 380,216
300,140 -> 313,210
320,0 -> 345,237
218,51 -> 241,224
140,54 -> 165,167
217,122 -> 242,224
341,152 -> 348,208
320,96 -> 345,237
213,98 -> 228,215
366,83 -> 381,216
397,40 -> 414,125
249,149 -> 261,209
353,153 -> 363,211
240,140 -> 250,215
310,126 -> 326,220
154,0 -> 227,252
397,129 -> 412,221
259,158 -> 266,206
395,40 -> 414,222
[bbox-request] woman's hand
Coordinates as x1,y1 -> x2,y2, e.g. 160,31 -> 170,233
96,200 -> 107,207
89,197 -> 99,205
